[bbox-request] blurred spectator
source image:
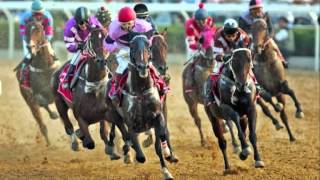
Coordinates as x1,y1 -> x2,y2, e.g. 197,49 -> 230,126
274,16 -> 295,60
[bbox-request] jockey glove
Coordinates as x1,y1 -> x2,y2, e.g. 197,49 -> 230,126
77,42 -> 85,51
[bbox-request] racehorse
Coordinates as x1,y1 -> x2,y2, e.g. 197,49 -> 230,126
251,19 -> 304,141
51,27 -> 126,159
204,48 -> 264,171
143,29 -> 170,148
105,34 -> 178,180
182,30 -> 216,146
14,21 -> 59,146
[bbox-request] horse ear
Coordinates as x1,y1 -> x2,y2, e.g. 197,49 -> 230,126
161,27 -> 168,38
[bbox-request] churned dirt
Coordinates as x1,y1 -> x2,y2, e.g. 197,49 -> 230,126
0,59 -> 318,179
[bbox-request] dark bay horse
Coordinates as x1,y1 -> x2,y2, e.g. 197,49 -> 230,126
182,30 -> 216,146
142,29 -> 170,148
251,19 -> 304,141
51,28 -> 126,160
105,35 -> 178,180
15,21 -> 59,145
204,48 -> 264,171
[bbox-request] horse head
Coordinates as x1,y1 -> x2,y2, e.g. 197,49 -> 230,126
25,21 -> 46,56
227,48 -> 252,91
85,27 -> 107,69
251,18 -> 268,54
151,28 -> 168,76
199,29 -> 215,67
129,34 -> 151,78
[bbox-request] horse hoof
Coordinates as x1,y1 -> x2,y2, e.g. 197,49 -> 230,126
142,137 -> 153,148
233,145 -> 241,154
105,145 -> 114,155
136,155 -> 146,163
200,140 -> 206,147
290,136 -> 296,142
83,140 -> 95,150
275,103 -> 283,112
49,112 -> 59,120
124,154 -> 133,164
165,154 -> 179,164
255,160 -> 265,168
75,129 -> 85,141
110,153 -> 121,161
275,123 -> 284,130
239,147 -> 252,160
295,111 -> 304,119
161,167 -> 174,180
71,141 -> 79,151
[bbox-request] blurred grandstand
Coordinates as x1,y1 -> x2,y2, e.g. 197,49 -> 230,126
0,1 -> 319,70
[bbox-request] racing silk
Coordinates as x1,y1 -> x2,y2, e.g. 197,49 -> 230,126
213,27 -> 251,61
19,11 -> 54,41
64,16 -> 102,53
104,19 -> 153,53
185,17 -> 216,50
239,11 -> 274,37
145,16 -> 158,33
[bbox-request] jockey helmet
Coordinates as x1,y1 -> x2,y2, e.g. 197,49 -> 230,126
134,3 -> 149,19
75,7 -> 91,25
249,0 -> 263,10
96,6 -> 111,27
31,0 -> 45,13
194,3 -> 208,21
118,7 -> 136,23
223,18 -> 239,35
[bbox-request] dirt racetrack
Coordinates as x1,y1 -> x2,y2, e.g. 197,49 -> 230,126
0,59 -> 318,179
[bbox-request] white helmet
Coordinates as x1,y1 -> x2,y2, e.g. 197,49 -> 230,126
223,18 -> 239,35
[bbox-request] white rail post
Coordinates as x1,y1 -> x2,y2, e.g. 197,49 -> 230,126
309,12 -> 319,72
2,8 -> 14,59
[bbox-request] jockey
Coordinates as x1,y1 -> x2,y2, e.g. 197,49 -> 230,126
104,7 -> 167,106
63,6 -> 102,89
95,6 -> 111,33
212,18 -> 251,74
238,0 -> 273,36
205,18 -> 253,105
19,0 -> 57,66
239,0 -> 288,68
134,3 -> 158,33
185,3 -> 216,60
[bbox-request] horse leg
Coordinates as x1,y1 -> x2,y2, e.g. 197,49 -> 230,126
54,95 -> 79,151
280,80 -> 304,118
220,104 -> 251,160
257,98 -> 283,130
154,121 -> 174,180
100,121 -> 121,160
21,89 -> 50,146
164,125 -> 179,163
205,106 -> 230,170
227,120 -> 241,154
43,105 -> 59,120
77,117 -> 95,149
247,105 -> 264,168
130,132 -> 146,163
187,102 -> 206,146
277,94 -> 296,142
259,88 -> 283,112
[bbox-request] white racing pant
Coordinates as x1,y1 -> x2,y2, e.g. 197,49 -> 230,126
212,61 -> 223,74
185,38 -> 197,61
115,47 -> 130,74
70,50 -> 82,66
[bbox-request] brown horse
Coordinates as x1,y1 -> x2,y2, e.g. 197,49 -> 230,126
51,28 -> 127,160
142,29 -> 170,148
251,19 -> 304,142
182,30 -> 215,147
105,34 -> 178,179
15,21 -> 59,146
204,48 -> 264,171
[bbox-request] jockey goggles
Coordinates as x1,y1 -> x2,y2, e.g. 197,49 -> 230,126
78,20 -> 89,26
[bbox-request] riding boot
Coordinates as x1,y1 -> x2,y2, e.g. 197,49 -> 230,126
204,78 -> 215,106
63,64 -> 75,89
110,73 -> 123,107
20,57 -> 31,82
